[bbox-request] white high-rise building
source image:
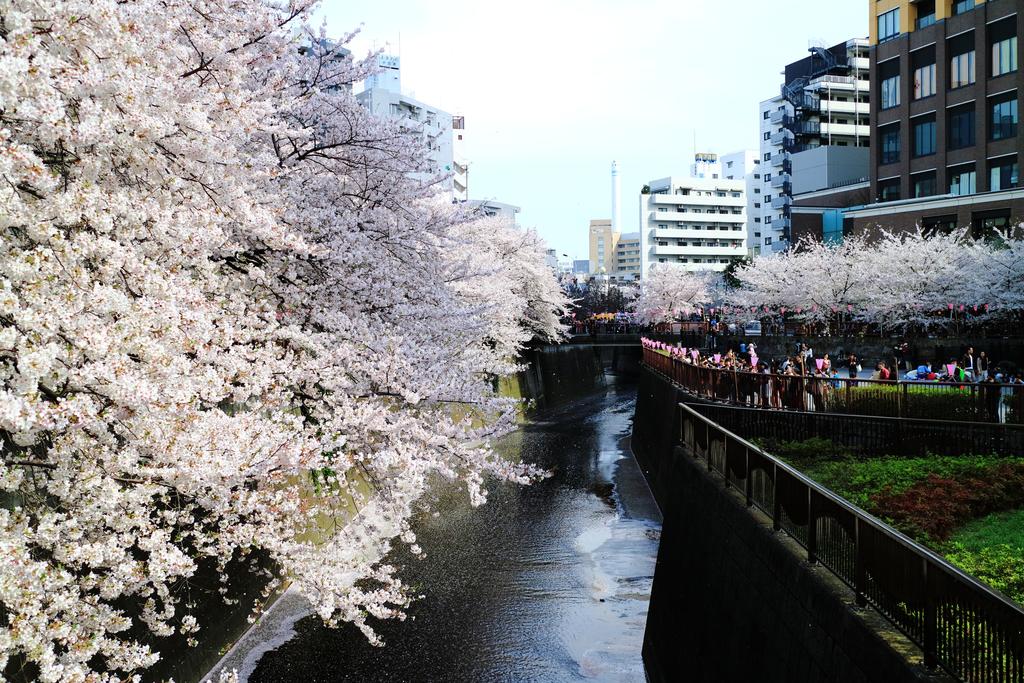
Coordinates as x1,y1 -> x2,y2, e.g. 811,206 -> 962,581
357,55 -> 455,192
719,150 -> 762,257
757,39 -> 870,253
452,115 -> 468,201
639,173 -> 747,276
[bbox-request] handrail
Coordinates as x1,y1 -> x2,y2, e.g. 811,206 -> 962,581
674,399 -> 1024,682
643,347 -> 1024,425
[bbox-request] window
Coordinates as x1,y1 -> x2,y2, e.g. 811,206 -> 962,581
765,216 -> 772,224
912,171 -> 937,198
878,8 -> 899,43
763,111 -> 770,120
765,195 -> 772,202
754,203 -> 761,208
765,237 -> 773,245
913,115 -> 936,157
989,156 -> 1018,191
763,152 -> 771,161
879,123 -> 900,164
948,104 -> 975,149
754,218 -> 761,223
992,37 -> 1018,77
879,178 -> 901,201
948,164 -> 976,196
754,188 -> 760,194
879,59 -> 901,109
990,94 -> 1018,140
952,0 -> 975,16
763,132 -> 770,140
971,210 -> 1010,240
914,63 -> 936,99
922,214 -> 958,237
916,0 -> 935,29
949,33 -> 976,89
764,173 -> 771,181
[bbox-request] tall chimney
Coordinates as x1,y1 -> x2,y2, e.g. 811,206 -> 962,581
611,160 -> 621,234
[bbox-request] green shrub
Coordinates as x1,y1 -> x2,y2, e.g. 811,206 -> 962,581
801,455 -> 1017,510
752,436 -> 852,466
829,383 -> 983,421
944,543 -> 1024,605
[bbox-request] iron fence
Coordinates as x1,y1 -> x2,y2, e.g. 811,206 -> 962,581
688,403 -> 1024,458
644,348 -> 1024,425
677,401 -> 1024,682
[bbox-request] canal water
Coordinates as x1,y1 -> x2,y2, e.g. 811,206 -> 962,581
235,376 -> 661,682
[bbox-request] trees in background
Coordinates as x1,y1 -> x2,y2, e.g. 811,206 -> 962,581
722,229 -> 1024,333
0,2 -> 566,680
632,264 -> 714,324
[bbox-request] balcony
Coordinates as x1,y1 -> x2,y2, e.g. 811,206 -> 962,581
650,193 -> 744,207
819,100 -> 870,115
770,152 -> 790,168
769,109 -> 790,125
819,122 -> 869,138
770,173 -> 791,189
652,244 -> 746,257
790,120 -> 820,136
770,129 -> 794,146
771,195 -> 793,209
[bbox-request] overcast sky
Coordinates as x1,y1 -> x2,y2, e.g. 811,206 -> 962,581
317,0 -> 868,260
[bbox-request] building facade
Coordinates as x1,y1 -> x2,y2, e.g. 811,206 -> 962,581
614,233 -> 642,281
719,150 -> 763,255
850,0 -> 1023,236
758,38 -> 871,251
357,55 -> 455,192
638,175 -> 747,276
588,219 -> 616,277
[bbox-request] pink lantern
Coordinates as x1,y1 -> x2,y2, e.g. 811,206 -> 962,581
815,358 -> 824,371
681,348 -> 687,355
796,307 -> 803,314
847,304 -> 853,312
959,304 -> 965,312
763,306 -> 770,313
750,354 -> 759,368
780,307 -> 787,315
713,354 -> 722,364
946,363 -> 956,376
691,349 -> 699,359
984,303 -> 990,311
948,303 -> 954,310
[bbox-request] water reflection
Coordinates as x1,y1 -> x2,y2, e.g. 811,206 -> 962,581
248,378 -> 660,682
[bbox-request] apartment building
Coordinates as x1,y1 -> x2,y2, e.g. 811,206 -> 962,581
758,38 -> 871,251
719,150 -> 763,255
638,175 -> 747,275
846,0 -> 1023,235
357,55 -> 455,190
614,233 -> 642,281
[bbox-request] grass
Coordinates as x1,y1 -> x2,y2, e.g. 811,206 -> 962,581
945,510 -> 1024,604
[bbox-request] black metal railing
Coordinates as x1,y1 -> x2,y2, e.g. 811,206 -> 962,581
687,403 -> 1024,459
643,348 -> 1024,425
675,400 -> 1024,682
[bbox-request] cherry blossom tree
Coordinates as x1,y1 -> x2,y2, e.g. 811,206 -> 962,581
632,264 -> 714,323
723,229 -> 1024,332
0,2 -> 566,681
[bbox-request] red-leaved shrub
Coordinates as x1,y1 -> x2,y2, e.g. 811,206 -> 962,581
869,463 -> 1024,542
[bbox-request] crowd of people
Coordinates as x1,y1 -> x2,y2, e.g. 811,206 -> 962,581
642,337 -> 1024,421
